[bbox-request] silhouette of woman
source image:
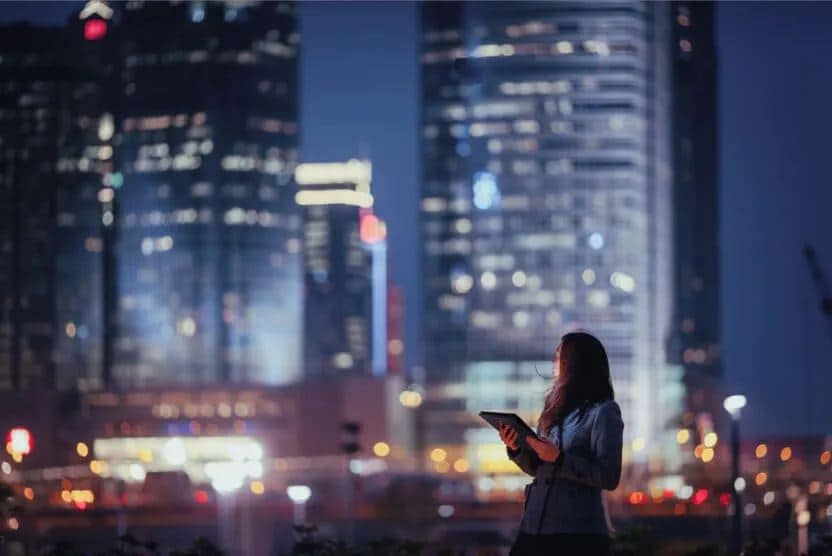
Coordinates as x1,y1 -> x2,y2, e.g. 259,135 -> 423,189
498,331 -> 623,556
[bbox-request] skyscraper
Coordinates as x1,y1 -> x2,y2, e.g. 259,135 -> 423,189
668,2 -> 721,436
1,0 -> 302,390
295,159 -> 385,378
0,25 -> 67,390
113,1 -> 301,387
0,19 -> 115,391
420,2 -> 678,467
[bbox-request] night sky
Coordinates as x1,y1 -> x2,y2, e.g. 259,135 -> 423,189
3,2 -> 831,437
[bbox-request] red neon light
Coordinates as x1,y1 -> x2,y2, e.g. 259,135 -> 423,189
195,490 -> 209,504
719,493 -> 732,506
84,19 -> 107,41
692,489 -> 709,505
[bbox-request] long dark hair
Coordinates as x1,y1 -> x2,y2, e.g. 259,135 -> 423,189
537,331 -> 614,435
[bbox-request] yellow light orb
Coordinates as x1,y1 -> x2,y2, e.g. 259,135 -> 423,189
373,442 -> 391,457
430,448 -> 447,463
453,459 -> 470,473
703,432 -> 718,448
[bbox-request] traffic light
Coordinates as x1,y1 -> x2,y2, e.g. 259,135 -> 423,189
341,421 -> 361,456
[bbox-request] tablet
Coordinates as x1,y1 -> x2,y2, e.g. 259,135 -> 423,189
478,411 -> 538,446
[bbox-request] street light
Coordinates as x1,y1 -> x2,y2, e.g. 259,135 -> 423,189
723,395 -> 746,417
723,394 -> 747,554
287,485 -> 312,525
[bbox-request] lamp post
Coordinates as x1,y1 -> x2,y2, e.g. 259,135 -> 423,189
287,485 -> 312,525
723,394 -> 747,555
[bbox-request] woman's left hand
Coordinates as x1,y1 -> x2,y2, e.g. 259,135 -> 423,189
527,435 -> 561,463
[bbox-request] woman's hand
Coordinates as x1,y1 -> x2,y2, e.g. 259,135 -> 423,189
527,435 -> 561,463
498,422 -> 519,451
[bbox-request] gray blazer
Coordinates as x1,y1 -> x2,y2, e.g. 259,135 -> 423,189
508,400 -> 624,536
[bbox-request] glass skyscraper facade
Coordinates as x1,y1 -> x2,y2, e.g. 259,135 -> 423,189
0,25 -> 66,390
1,21 -> 114,391
421,2 -> 679,467
1,1 -> 302,391
113,1 -> 301,387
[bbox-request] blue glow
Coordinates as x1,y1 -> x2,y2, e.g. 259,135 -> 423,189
588,232 -> 604,250
371,242 -> 387,377
190,4 -> 205,23
472,172 -> 500,210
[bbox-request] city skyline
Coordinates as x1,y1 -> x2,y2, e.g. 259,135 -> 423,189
2,2 -> 832,437
1,3 -> 831,554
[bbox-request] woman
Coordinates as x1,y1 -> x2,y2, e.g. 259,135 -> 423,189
498,331 -> 623,556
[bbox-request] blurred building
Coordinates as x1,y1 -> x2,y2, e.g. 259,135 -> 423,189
387,284 -> 405,375
420,2 -> 680,468
1,1 -> 303,390
0,19 -> 116,391
0,374 -> 414,494
295,160 -> 390,378
112,1 -> 301,387
0,25 -> 66,390
0,375 -> 417,553
667,2 -> 722,441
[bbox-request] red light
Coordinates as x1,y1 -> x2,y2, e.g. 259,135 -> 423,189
692,489 -> 709,505
720,493 -> 732,506
6,427 -> 33,455
75,501 -> 88,511
628,491 -> 646,505
84,19 -> 107,41
195,490 -> 209,504
360,212 -> 386,244
662,489 -> 675,500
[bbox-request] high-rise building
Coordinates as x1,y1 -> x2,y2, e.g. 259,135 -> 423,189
0,19 -> 115,391
295,160 -> 386,378
668,3 -> 721,435
0,25 -> 67,390
1,0 -> 302,390
420,2 -> 679,469
113,1 -> 301,387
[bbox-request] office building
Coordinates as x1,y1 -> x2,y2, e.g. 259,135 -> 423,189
668,2 -> 722,443
113,1 -> 301,386
420,2 -> 679,469
1,1 -> 302,390
296,160 -> 389,378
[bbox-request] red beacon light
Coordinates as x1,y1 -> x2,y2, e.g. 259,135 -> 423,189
84,19 -> 107,41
